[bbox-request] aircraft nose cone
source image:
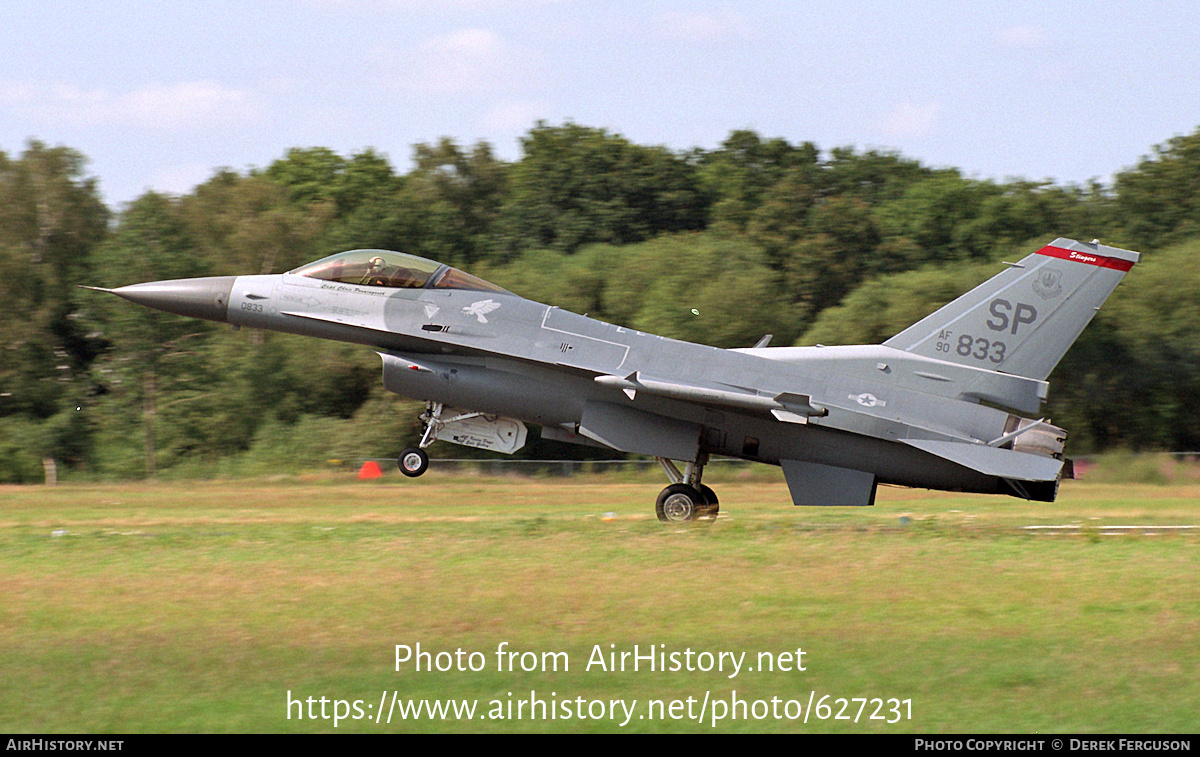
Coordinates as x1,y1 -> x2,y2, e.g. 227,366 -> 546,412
109,276 -> 237,323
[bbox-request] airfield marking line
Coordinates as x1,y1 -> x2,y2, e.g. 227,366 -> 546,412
1021,525 -> 1196,531
1090,525 -> 1196,530
1021,525 -> 1081,530
804,690 -> 814,724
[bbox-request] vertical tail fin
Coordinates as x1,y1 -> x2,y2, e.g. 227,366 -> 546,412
883,238 -> 1139,380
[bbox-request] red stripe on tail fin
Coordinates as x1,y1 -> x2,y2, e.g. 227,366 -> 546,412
1036,245 -> 1135,271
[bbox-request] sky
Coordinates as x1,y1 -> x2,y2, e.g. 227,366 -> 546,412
3,0 -> 1199,209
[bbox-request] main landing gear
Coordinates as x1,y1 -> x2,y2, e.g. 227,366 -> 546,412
654,454 -> 719,522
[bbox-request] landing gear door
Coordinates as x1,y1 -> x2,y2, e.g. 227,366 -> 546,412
437,408 -> 528,454
578,401 -> 700,461
780,459 -> 877,506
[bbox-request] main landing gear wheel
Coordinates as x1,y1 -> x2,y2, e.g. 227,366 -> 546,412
656,483 -> 704,522
398,447 -> 429,478
697,484 -> 720,520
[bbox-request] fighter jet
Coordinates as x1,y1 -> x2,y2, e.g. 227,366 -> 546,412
91,237 -> 1138,521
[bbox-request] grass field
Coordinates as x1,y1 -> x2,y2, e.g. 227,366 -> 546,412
1,468 -> 1198,733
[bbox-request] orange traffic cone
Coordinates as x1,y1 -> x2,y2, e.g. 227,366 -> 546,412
358,460 -> 383,479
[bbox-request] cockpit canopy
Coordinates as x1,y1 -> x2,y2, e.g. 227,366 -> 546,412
289,250 -> 509,294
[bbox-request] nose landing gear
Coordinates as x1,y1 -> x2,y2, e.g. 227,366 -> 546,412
397,401 -> 531,478
397,402 -> 444,478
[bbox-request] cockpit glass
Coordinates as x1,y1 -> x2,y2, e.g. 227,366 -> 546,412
289,250 -> 508,293
430,267 -> 508,293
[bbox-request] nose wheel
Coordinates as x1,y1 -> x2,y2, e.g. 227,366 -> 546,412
398,447 -> 429,477
654,456 -> 719,522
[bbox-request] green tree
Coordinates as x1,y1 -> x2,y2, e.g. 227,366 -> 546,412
1048,238 -> 1200,451
87,192 -> 210,476
594,233 -> 794,348
403,138 -> 508,265
873,172 -> 1002,263
954,182 -> 1101,257
477,245 -> 608,318
1114,127 -> 1200,250
777,196 -> 884,324
181,171 -> 333,275
745,165 -> 820,266
265,146 -> 400,219
699,130 -> 819,232
0,141 -> 108,479
799,260 -> 1003,347
500,122 -> 707,254
264,146 -> 347,207
819,146 -> 932,205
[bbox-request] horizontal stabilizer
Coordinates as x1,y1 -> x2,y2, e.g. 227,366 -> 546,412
901,438 -> 1063,481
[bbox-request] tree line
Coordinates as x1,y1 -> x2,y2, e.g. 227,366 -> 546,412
2,122 -> 1199,481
